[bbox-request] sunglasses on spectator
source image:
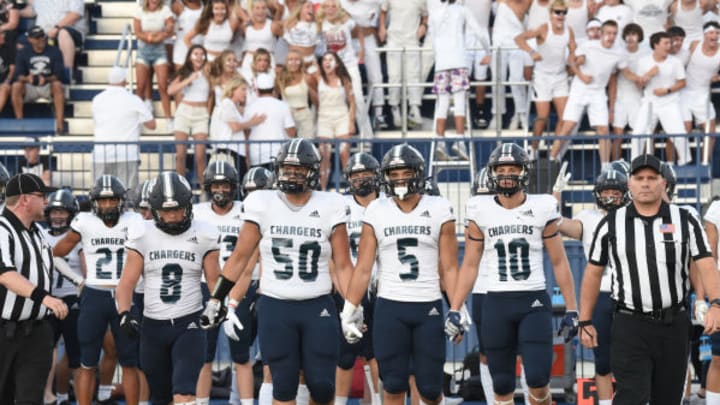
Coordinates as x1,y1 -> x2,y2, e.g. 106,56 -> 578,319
553,9 -> 568,15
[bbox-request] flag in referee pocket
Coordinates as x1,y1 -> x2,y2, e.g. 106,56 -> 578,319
659,224 -> 675,234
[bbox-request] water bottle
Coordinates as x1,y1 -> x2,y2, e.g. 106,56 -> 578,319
700,336 -> 712,362
552,287 -> 564,307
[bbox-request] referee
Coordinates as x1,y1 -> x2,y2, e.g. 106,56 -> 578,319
0,173 -> 68,404
578,154 -> 720,405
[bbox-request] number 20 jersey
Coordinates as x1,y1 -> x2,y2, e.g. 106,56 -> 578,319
242,190 -> 350,300
125,219 -> 219,320
466,194 -> 560,292
70,211 -> 145,288
363,195 -> 455,302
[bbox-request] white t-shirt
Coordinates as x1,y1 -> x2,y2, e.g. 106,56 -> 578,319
626,0 -> 673,38
595,3 -> 634,34
575,209 -> 612,292
341,0 -> 383,27
382,0 -> 427,44
322,19 -> 358,66
92,87 -> 153,163
42,228 -> 83,298
465,0 -> 492,31
244,97 -> 295,165
35,0 -> 87,35
571,40 -> 627,92
704,200 -> 720,270
637,53 -> 686,107
617,46 -> 649,101
429,2 -> 467,71
212,97 -> 247,156
135,4 -> 174,33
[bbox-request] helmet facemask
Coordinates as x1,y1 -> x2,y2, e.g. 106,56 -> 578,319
489,165 -> 527,197
209,181 -> 234,208
347,170 -> 379,197
93,197 -> 122,225
277,164 -> 314,194
47,208 -> 71,235
384,167 -> 423,200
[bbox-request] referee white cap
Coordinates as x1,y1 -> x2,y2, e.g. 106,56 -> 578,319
108,66 -> 128,85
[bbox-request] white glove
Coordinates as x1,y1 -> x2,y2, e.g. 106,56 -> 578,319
223,299 -> 244,341
696,299 -> 709,325
200,298 -> 226,329
552,161 -> 572,193
340,302 -> 364,344
459,303 -> 473,330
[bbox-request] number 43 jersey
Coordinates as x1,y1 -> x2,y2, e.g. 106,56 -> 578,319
363,195 -> 455,302
466,194 -> 560,292
70,211 -> 145,288
243,190 -> 350,301
126,219 -> 219,320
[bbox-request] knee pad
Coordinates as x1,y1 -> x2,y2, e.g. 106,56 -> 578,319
307,381 -> 335,404
272,381 -> 297,402
452,92 -> 466,116
491,371 -> 516,396
524,367 -> 550,389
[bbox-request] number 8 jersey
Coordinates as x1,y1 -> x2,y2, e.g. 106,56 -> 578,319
243,189 -> 350,300
466,194 -> 560,292
363,195 -> 455,302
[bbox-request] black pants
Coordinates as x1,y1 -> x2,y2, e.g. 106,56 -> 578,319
611,310 -> 690,405
0,319 -> 54,404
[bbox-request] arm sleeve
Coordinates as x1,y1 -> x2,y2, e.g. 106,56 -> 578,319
68,0 -> 84,15
437,198 -> 455,225
464,197 -> 482,229
135,95 -> 154,122
13,50 -> 27,79
705,201 -> 720,228
587,217 -> 610,266
69,214 -> 83,235
330,195 -> 350,229
0,227 -> 15,273
283,104 -> 295,128
124,221 -> 147,257
241,193 -> 263,226
688,209 -> 713,260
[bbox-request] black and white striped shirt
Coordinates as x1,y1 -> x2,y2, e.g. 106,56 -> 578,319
588,202 -> 712,312
0,208 -> 53,321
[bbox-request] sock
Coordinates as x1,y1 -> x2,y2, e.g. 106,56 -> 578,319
363,364 -> 382,405
706,391 -> 720,405
56,393 -> 69,404
241,399 -> 254,405
297,383 -> 310,405
420,400 -> 429,405
229,367 -> 240,405
98,385 -> 113,401
480,363 -> 495,405
519,366 -> 530,405
259,382 -> 273,405
196,398 -> 210,405
336,396 -> 348,405
139,402 -> 151,405
375,106 -> 384,117
598,400 -> 612,405
601,161 -> 610,171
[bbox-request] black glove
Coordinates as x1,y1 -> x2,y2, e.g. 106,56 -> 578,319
119,311 -> 140,337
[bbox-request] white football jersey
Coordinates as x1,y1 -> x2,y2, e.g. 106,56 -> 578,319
70,211 -> 144,288
575,209 -> 612,292
364,195 -> 455,302
703,201 -> 720,269
193,201 -> 258,278
42,228 -> 82,298
126,219 -> 219,320
243,190 -> 349,300
467,194 -> 560,292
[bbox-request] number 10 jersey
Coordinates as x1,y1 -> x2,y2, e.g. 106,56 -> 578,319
466,194 -> 560,292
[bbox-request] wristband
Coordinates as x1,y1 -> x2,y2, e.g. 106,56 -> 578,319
211,275 -> 235,300
228,298 -> 239,309
710,298 -> 720,307
578,320 -> 593,327
31,286 -> 49,303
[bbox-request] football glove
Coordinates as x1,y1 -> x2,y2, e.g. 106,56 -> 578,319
200,298 -> 227,329
558,310 -> 579,343
119,311 -> 140,337
552,161 -> 572,193
223,299 -> 244,341
444,304 -> 472,340
696,299 -> 709,325
340,302 -> 364,344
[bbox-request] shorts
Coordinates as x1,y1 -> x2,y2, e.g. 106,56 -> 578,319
228,281 -> 259,364
136,42 -> 168,66
681,88 -> 716,124
466,50 -> 489,81
50,295 -> 81,369
613,95 -> 642,129
532,71 -> 569,102
201,283 -> 220,363
432,68 -> 470,95
317,111 -> 350,138
563,88 -> 609,127
23,83 -> 51,102
60,26 -> 83,49
174,103 -> 210,135
292,107 -> 315,139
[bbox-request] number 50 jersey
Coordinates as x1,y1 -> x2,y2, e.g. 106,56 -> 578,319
125,219 -> 219,320
243,190 -> 350,300
363,195 -> 455,302
466,194 -> 560,292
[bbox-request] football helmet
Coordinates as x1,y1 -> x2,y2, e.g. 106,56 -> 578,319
661,162 -> 677,200
134,179 -> 153,210
89,175 -> 126,224
0,162 -> 9,204
44,188 -> 79,234
381,143 -> 426,200
471,167 -> 492,196
486,143 -> 530,196
241,167 -> 275,199
344,152 -> 381,197
149,172 -> 194,235
204,161 -> 239,207
275,139 -> 321,194
593,169 -> 630,211
608,159 -> 630,176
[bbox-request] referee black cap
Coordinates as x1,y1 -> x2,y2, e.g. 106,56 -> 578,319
630,154 -> 663,175
5,173 -> 57,197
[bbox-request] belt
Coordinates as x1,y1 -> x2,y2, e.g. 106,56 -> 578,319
615,304 -> 685,323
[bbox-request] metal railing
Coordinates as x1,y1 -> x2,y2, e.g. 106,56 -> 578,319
116,23 -> 134,91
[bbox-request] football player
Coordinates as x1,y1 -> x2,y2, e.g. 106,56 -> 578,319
447,143 -> 579,405
201,138 -> 354,405
553,164 -> 630,405
134,179 -> 153,220
52,175 -> 144,405
42,189 -> 82,405
0,161 -> 10,211
335,152 -> 383,405
340,144 -> 460,405
116,171 -> 221,405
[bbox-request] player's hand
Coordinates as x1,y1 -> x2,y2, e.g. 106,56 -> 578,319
696,299 -> 709,325
340,302 -> 364,344
119,311 -> 140,337
444,309 -> 470,342
200,298 -> 227,329
558,310 -> 579,343
579,321 -> 598,348
579,73 -> 593,85
223,300 -> 244,341
552,161 -> 572,193
43,295 -> 68,320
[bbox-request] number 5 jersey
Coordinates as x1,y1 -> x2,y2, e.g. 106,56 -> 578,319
465,194 -> 560,292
